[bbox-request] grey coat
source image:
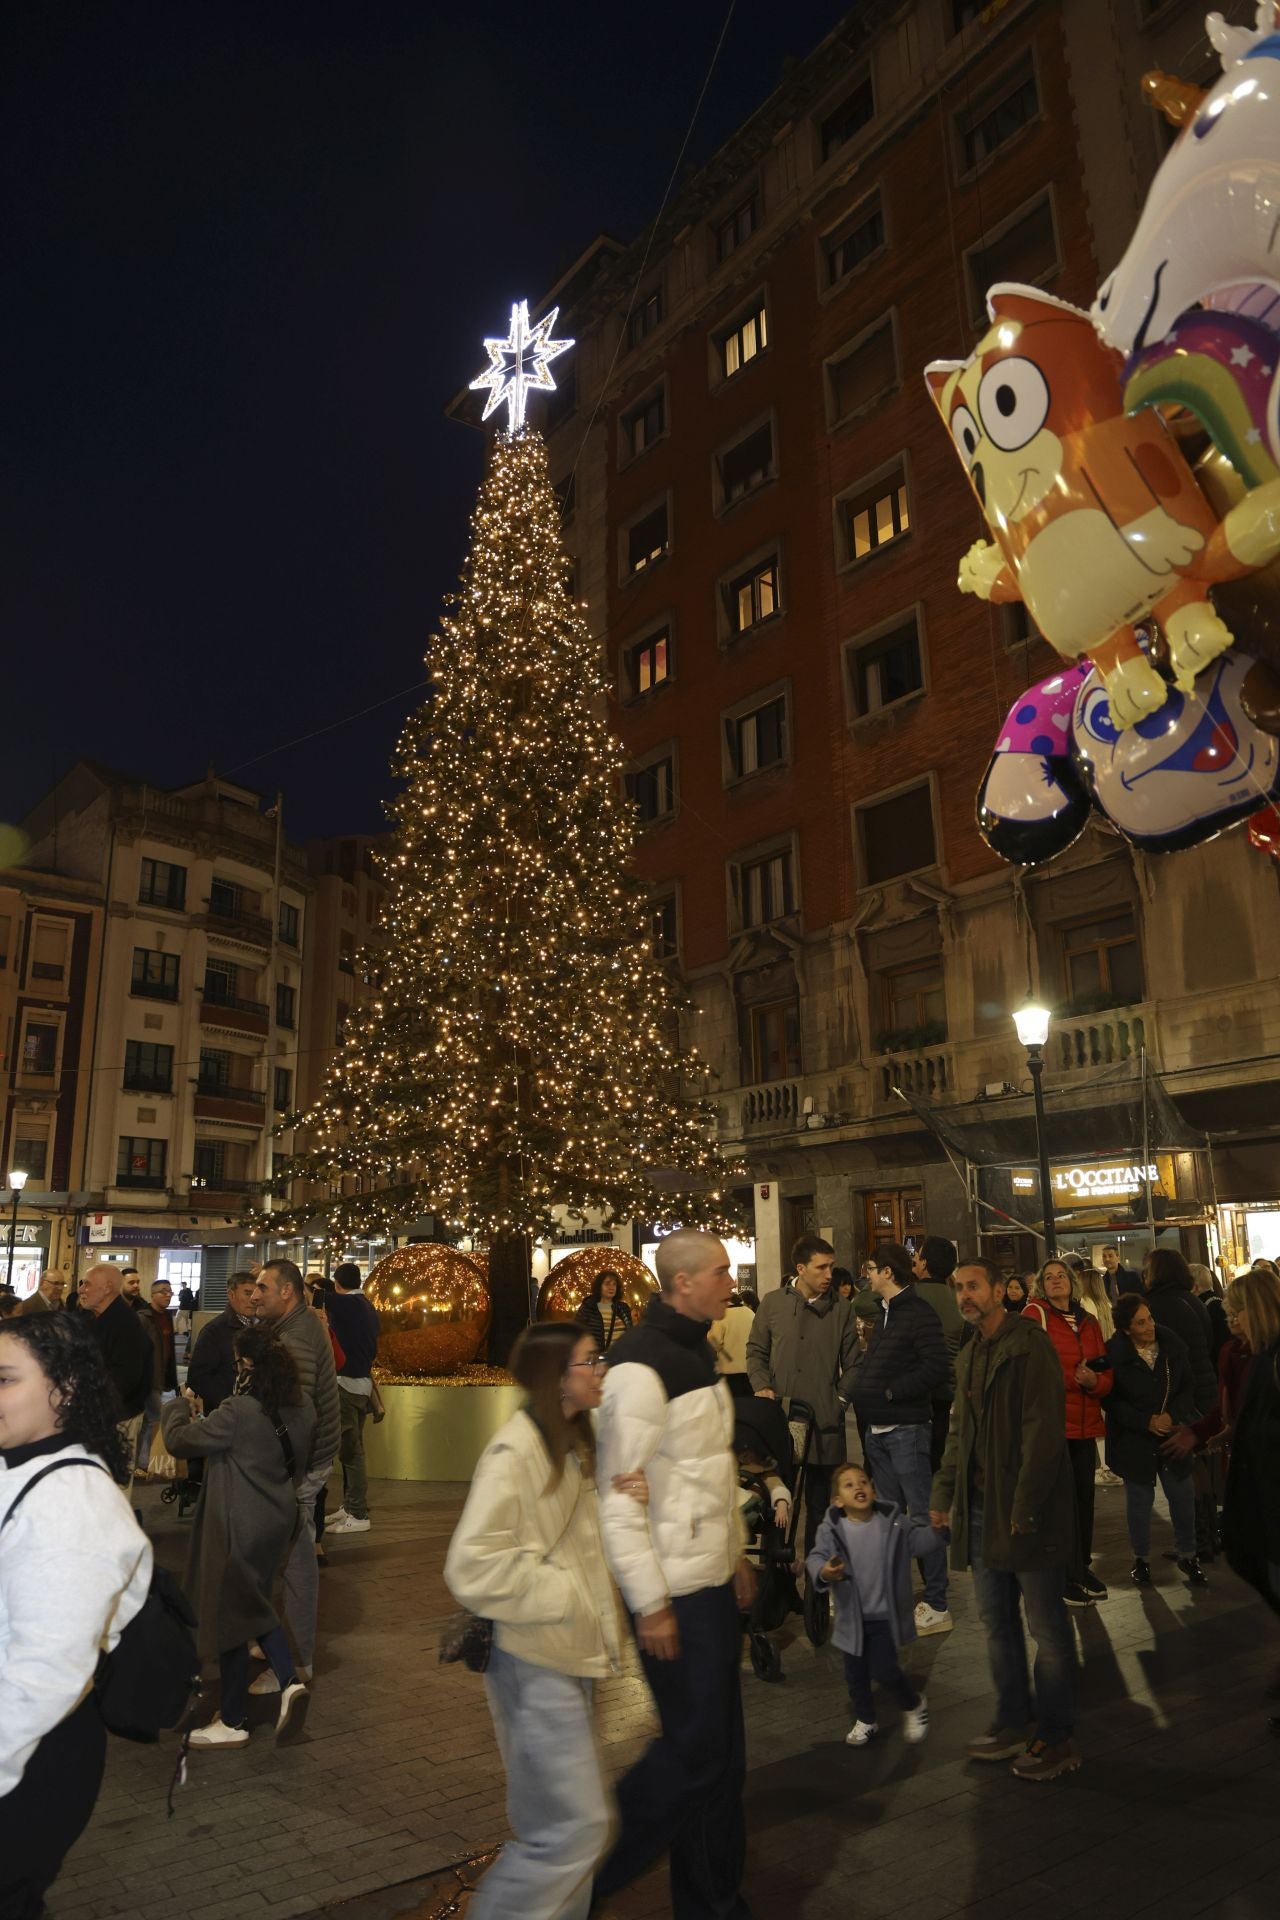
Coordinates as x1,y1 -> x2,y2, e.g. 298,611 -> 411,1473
162,1392 -> 316,1659
746,1287 -> 859,1465
275,1299 -> 340,1478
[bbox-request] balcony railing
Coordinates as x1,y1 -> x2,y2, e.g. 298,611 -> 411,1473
199,994 -> 270,1037
878,1047 -> 951,1105
204,900 -> 274,946
740,1080 -> 801,1133
196,1078 -> 265,1105
191,1175 -> 257,1194
1054,1008 -> 1147,1073
114,1172 -> 166,1190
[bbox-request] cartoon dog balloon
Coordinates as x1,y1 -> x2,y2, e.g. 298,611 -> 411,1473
925,286 -> 1280,727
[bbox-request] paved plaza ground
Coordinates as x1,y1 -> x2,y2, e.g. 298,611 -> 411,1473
45,1474 -> 1279,1920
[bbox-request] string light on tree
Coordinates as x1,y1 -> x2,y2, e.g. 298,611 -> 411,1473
268,311 -> 736,1357
468,300 -> 573,433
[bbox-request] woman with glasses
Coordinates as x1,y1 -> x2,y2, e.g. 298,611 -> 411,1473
445,1324 -> 646,1920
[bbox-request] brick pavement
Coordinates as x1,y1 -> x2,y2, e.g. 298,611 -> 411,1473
45,1476 -> 1279,1920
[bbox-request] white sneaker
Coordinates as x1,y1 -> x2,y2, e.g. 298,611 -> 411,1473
915,1604 -> 953,1636
250,1643 -> 267,1662
903,1695 -> 930,1744
845,1720 -> 878,1747
276,1681 -> 310,1741
1095,1465 -> 1122,1487
327,1514 -> 370,1534
249,1663 -> 311,1696
188,1714 -> 249,1750
326,1508 -> 350,1526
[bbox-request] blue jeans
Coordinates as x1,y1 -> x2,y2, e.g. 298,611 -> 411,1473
969,1500 -> 1074,1746
842,1619 -> 919,1722
1124,1465 -> 1196,1560
219,1625 -> 295,1729
475,1646 -> 610,1920
864,1426 -> 948,1611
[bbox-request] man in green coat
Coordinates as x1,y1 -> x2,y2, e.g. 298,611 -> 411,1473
930,1257 -> 1080,1782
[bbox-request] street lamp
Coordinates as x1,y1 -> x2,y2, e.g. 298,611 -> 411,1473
6,1170 -> 29,1292
1013,1002 -> 1057,1259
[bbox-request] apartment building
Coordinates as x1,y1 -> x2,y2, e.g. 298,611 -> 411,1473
0,869 -> 103,1291
16,764 -> 311,1291
517,0 -> 1280,1284
298,832 -> 389,1112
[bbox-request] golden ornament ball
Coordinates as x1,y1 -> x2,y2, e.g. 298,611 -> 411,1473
535,1247 -> 656,1326
366,1245 -> 491,1377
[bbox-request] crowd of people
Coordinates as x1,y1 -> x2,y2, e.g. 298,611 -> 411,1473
1,1231 -> 1277,1920
0,1256 -> 381,1916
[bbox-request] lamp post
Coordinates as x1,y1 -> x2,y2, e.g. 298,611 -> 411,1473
5,1169 -> 29,1292
1013,1002 -> 1057,1259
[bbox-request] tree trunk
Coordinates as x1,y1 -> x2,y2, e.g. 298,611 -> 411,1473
487,1229 -> 533,1366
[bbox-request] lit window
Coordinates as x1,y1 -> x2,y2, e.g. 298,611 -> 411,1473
21,1022 -> 58,1077
720,301 -> 768,379
841,468 -> 911,564
724,557 -> 779,636
629,628 -> 670,696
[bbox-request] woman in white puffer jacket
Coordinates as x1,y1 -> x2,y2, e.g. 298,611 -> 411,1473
445,1322 -> 644,1920
0,1311 -> 151,1917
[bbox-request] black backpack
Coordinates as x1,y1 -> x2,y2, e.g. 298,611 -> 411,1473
1,1456 -> 201,1743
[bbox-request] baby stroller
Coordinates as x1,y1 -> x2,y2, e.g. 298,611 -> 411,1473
734,1396 -> 830,1682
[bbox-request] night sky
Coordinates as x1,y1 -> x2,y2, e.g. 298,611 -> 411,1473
4,0 -> 854,845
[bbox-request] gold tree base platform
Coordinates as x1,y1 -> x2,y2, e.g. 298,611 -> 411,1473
363,1371 -> 520,1481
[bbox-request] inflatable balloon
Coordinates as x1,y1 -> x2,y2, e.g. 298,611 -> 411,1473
924,287 -> 1280,729
1071,651 -> 1280,852
976,665 -> 1092,864
1094,6 -> 1280,361
1248,800 -> 1280,855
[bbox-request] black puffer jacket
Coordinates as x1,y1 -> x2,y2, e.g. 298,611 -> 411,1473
1144,1279 -> 1216,1416
1103,1326 -> 1198,1485
576,1296 -> 633,1353
840,1285 -> 947,1427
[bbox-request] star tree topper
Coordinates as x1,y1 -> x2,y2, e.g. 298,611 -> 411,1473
469,300 -> 574,433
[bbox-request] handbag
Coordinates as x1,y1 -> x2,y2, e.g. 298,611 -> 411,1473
439,1456 -> 583,1675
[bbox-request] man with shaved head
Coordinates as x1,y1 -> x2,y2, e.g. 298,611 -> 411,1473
594,1229 -> 755,1917
79,1262 -> 155,1481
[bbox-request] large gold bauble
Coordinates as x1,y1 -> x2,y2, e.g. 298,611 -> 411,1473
535,1247 -> 656,1325
366,1245 -> 491,1377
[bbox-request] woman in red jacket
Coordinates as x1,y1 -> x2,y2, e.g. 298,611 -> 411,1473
1024,1260 -> 1112,1609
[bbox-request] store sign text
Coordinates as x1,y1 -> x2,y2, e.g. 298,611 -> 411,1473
1012,1161 -> 1164,1200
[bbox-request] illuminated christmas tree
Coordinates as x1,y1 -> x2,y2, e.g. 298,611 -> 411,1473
277,304 -> 733,1356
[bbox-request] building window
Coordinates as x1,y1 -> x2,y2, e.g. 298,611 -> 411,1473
335,1004 -> 351,1047
274,1066 -> 293,1112
124,1039 -> 174,1094
622,387 -> 665,461
723,555 -> 780,637
967,194 -> 1058,312
726,694 -> 788,781
751,1000 -> 802,1081
131,948 -> 180,1001
838,464 -> 911,566
823,193 -> 885,287
827,317 -> 898,424
627,755 -> 676,826
880,961 -> 947,1044
1062,911 -> 1144,1009
11,1132 -> 48,1184
278,901 -> 299,947
846,614 -> 924,718
553,472 -> 576,523
209,878 -> 244,919
203,958 -> 239,1005
626,501 -> 669,576
339,932 -> 356,973
543,362 -> 577,432
958,54 -> 1039,174
117,1136 -> 167,1187
199,1047 -> 232,1091
1001,602 -> 1041,651
192,1140 -> 225,1189
715,194 -> 757,263
275,983 -> 296,1029
651,895 -> 678,960
856,783 -> 937,884
734,848 -> 795,929
28,920 -> 70,984
627,627 -> 671,698
718,300 -> 768,380
629,285 -> 662,349
139,857 -> 186,911
716,420 -> 774,510
21,1021 -> 59,1077
820,75 -> 874,161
